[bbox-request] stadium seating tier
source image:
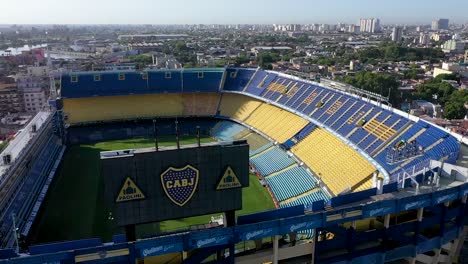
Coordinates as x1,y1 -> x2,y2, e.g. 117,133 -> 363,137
60,68 -> 461,195
243,103 -> 308,143
291,128 -> 376,196
218,93 -> 263,121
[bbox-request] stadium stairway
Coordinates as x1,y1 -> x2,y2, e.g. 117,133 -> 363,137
370,120 -> 414,157
281,122 -> 317,149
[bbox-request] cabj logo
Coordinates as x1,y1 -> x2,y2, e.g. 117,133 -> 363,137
161,165 -> 199,206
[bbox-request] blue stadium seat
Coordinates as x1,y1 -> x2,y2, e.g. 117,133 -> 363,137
223,68 -> 256,91
244,71 -> 277,96
280,189 -> 329,208
250,146 -> 296,176
0,136 -> 62,239
249,142 -> 274,156
265,166 -> 317,202
182,70 -> 223,92
211,121 -> 246,141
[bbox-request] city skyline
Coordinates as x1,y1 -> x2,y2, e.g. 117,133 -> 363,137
1,0 -> 468,25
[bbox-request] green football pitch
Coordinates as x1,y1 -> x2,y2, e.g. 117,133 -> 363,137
30,136 -> 276,244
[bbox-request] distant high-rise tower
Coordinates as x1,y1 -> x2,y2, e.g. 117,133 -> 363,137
431,19 -> 449,30
391,27 -> 403,42
359,19 -> 367,32
359,18 -> 380,33
419,33 -> 430,46
371,18 -> 380,33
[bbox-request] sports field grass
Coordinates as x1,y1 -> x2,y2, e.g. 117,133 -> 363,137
30,136 -> 275,244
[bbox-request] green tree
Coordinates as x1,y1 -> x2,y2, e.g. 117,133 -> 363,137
235,55 -> 250,65
257,52 -> 280,68
442,90 -> 468,119
129,54 -> 153,69
174,41 -> 188,52
0,141 -> 6,152
444,101 -> 465,119
343,71 -> 400,106
433,73 -> 458,83
415,82 -> 454,104
414,74 -> 458,104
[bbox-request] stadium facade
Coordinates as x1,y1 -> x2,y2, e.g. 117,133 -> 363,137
0,67 -> 466,264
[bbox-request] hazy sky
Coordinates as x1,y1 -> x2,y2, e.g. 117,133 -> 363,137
2,0 -> 467,25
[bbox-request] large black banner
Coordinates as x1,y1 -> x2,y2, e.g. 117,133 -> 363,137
101,141 -> 249,226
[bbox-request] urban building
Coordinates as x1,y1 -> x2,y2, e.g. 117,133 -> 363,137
349,60 -> 360,71
273,24 -> 301,32
431,18 -> 449,30
359,18 -> 380,33
26,65 -> 49,77
0,81 -> 23,114
419,33 -> 430,46
117,34 -> 188,42
251,46 -> 292,55
430,33 -> 451,42
22,87 -> 46,113
434,62 -> 468,77
441,39 -> 465,53
391,27 -> 403,42
103,63 -> 136,71
0,113 -> 32,136
15,66 -> 49,113
348,25 -> 360,33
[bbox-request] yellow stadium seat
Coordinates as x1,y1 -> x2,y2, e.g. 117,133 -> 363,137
244,103 -> 308,143
63,94 -> 184,124
218,94 -> 308,143
218,93 -> 263,121
182,93 -> 220,116
291,128 -> 376,196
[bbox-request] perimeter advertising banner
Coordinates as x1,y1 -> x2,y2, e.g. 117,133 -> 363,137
101,140 -> 249,226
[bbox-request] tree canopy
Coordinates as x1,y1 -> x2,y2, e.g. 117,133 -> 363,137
413,73 -> 467,120
352,42 -> 446,63
342,71 -> 400,106
443,90 -> 468,120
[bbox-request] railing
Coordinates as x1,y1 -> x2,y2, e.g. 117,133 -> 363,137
0,181 -> 465,262
0,114 -> 53,188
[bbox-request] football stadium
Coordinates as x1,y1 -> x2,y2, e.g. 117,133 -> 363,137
0,67 -> 467,264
